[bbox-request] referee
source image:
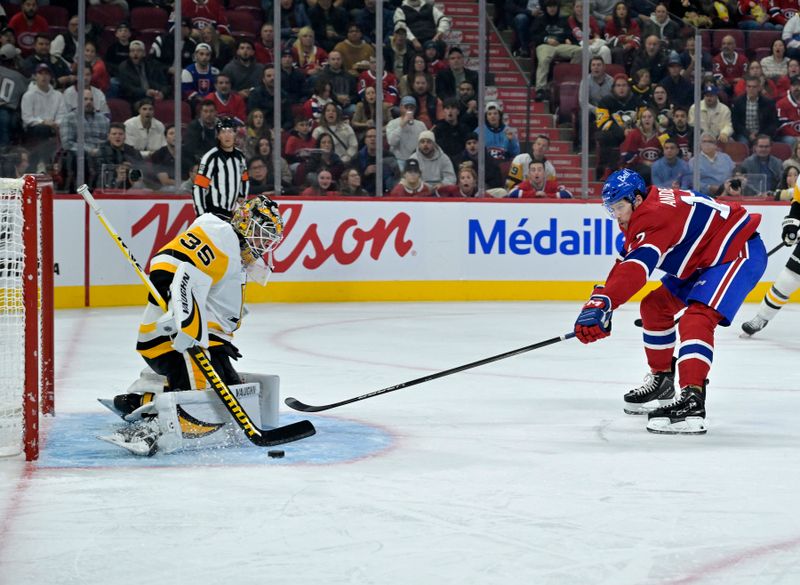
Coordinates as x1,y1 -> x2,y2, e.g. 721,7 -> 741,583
192,117 -> 250,217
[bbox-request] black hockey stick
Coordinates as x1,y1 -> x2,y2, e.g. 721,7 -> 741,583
285,332 -> 576,412
78,185 -> 315,447
767,241 -> 787,257
633,241 -> 787,327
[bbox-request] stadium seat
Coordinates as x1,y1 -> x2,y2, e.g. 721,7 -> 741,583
233,6 -> 265,19
107,98 -> 132,123
98,27 -> 117,55
746,30 -> 781,52
552,63 -> 582,85
771,142 -> 792,161
700,30 -> 712,50
225,10 -> 263,36
154,100 -> 192,125
557,82 -> 580,125
130,7 -> 170,32
752,47 -> 771,61
87,5 -> 126,29
722,141 -> 749,163
604,64 -> 626,78
230,0 -> 262,8
38,5 -> 69,28
136,29 -> 163,52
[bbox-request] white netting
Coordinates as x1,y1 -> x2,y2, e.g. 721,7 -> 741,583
0,178 -> 25,457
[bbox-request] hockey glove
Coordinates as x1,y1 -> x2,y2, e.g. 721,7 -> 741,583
782,216 -> 800,246
214,340 -> 243,361
574,292 -> 613,344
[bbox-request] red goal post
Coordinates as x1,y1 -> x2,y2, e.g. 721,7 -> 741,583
0,175 -> 54,461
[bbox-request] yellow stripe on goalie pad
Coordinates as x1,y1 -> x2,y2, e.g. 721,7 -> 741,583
139,322 -> 157,334
137,340 -> 175,359
176,405 -> 225,438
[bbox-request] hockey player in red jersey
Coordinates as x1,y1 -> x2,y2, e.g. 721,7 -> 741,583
574,169 -> 767,434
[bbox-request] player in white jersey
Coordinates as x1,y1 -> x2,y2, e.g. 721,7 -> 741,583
111,195 -> 283,424
742,183 -> 800,335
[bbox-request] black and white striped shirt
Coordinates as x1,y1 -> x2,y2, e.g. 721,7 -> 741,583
192,146 -> 250,217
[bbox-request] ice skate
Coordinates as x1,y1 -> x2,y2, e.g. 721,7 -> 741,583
98,418 -> 162,456
98,392 -> 157,421
623,371 -> 675,415
646,386 -> 707,435
741,316 -> 768,337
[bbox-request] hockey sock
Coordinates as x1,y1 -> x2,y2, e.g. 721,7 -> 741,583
676,303 -> 721,389
757,267 -> 800,321
641,285 -> 686,373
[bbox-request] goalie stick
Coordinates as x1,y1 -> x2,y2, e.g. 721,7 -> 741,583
284,332 -> 576,412
633,241 -> 786,327
77,184 -> 315,447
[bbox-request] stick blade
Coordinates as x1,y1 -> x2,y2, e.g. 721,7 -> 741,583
284,396 -> 331,413
252,419 -> 316,446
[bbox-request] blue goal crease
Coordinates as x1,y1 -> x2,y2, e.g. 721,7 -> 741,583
36,413 -> 394,469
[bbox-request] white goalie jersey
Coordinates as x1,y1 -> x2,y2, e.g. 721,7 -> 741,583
137,213 -> 246,360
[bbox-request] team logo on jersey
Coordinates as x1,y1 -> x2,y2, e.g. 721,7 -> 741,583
642,148 -> 662,162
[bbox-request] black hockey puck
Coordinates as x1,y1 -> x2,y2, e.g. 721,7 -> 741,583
268,450 -> 285,458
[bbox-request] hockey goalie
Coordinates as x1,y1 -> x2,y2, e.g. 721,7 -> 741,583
98,195 -> 284,456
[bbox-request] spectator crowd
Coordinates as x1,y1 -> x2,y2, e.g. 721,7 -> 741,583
504,0 -> 800,198
1,0 -> 800,199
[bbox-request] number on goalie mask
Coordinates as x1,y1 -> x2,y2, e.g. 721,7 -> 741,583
231,195 -> 284,264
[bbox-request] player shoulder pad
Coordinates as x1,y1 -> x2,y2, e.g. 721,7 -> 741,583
194,213 -> 241,255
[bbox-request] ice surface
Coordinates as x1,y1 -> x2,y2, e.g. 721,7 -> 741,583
0,301 -> 799,585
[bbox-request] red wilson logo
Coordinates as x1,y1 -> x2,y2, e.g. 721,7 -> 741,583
132,202 -> 414,271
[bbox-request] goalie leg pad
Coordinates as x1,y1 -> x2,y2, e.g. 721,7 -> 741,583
150,375 -> 279,453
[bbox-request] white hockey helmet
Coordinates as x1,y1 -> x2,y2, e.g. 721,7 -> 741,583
231,195 -> 284,264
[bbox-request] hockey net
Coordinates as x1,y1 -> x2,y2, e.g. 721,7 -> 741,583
0,176 -> 54,461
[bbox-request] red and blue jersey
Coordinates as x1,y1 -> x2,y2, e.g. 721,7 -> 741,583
181,63 -> 218,101
602,186 -> 761,308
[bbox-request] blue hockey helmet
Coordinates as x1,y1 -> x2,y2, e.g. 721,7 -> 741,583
601,169 -> 646,215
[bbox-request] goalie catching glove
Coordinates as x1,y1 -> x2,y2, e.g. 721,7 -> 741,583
574,287 -> 613,344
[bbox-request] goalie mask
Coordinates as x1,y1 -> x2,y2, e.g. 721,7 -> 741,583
231,195 -> 284,267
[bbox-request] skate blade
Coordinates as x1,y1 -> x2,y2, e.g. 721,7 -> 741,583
97,433 -> 159,457
646,416 -> 707,435
97,398 -> 126,418
623,397 -> 674,415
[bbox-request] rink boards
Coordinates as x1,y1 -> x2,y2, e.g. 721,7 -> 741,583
50,194 -> 793,308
